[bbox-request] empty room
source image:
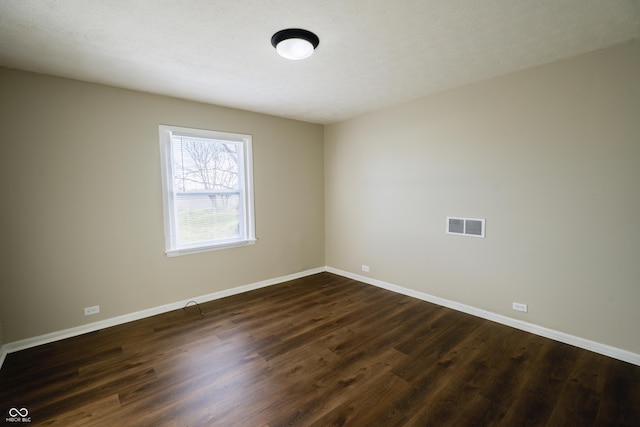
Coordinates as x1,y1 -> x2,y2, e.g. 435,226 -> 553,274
1,1 -> 639,425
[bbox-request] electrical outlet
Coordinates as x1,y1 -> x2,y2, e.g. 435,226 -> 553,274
512,302 -> 528,313
362,265 -> 370,273
84,305 -> 100,316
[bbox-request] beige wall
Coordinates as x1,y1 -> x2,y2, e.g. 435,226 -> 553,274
325,41 -> 640,354
1,41 -> 639,356
0,68 -> 325,343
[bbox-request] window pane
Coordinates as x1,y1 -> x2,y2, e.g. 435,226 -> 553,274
175,193 -> 240,245
172,136 -> 239,192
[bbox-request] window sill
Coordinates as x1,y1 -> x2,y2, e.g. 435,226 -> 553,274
165,239 -> 257,257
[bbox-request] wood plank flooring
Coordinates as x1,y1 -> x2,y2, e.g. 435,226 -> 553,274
1,272 -> 639,426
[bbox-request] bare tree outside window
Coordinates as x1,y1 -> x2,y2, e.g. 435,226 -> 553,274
172,136 -> 243,244
173,137 -> 239,192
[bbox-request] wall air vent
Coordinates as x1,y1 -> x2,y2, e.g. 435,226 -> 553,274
446,217 -> 485,238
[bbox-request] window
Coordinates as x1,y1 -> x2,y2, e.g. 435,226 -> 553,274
159,125 -> 255,256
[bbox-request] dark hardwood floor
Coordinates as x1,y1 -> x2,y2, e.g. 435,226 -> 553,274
1,272 -> 639,426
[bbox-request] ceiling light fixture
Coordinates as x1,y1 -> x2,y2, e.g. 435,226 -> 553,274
271,28 -> 319,60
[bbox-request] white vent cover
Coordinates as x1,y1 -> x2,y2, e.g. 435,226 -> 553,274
446,217 -> 485,238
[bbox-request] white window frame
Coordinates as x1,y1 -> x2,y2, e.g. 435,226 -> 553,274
159,125 -> 256,256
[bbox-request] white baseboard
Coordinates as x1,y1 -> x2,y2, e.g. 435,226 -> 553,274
0,267 -> 325,370
326,267 -> 640,366
0,346 -> 7,370
2,266 -> 638,370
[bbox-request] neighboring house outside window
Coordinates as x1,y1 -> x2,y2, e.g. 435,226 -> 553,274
159,125 -> 255,256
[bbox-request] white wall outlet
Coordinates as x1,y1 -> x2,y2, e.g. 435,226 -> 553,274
361,265 -> 370,273
512,302 -> 528,312
84,305 -> 100,316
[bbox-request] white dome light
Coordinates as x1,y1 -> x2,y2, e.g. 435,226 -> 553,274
271,29 -> 320,61
276,38 -> 314,60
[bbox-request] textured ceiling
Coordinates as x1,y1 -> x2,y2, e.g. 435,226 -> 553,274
1,0 -> 639,124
